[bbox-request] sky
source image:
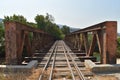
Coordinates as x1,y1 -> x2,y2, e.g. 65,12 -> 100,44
0,0 -> 120,32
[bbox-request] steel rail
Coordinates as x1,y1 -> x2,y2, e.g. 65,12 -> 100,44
63,41 -> 86,80
62,42 -> 76,80
38,41 -> 57,80
49,43 -> 57,80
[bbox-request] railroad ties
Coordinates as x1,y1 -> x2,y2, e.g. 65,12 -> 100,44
34,40 -> 94,80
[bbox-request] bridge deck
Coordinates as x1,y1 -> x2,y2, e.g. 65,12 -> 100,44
24,40 -> 94,80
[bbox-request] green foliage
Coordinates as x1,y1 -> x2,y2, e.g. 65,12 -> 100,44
46,23 -> 63,39
117,37 -> 120,58
88,33 -> 92,44
34,14 -> 46,30
45,13 -> 54,23
117,37 -> 120,45
4,14 -> 38,28
3,14 -> 68,40
61,25 -> 70,35
3,14 -> 66,41
93,52 -> 100,62
0,13 -> 70,58
34,13 -> 55,31
4,14 -> 27,24
0,22 -> 5,57
35,13 -> 64,40
27,22 -> 37,28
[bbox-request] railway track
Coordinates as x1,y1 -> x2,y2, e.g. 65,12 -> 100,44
35,40 -> 94,80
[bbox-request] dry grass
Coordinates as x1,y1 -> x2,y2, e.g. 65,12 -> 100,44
27,68 -> 54,80
0,73 -> 6,80
42,68 -> 51,80
66,74 -> 72,79
0,69 -> 30,80
6,73 -> 27,80
27,68 -> 42,80
95,75 -> 118,80
0,68 -> 42,80
0,73 -> 27,80
1,68 -> 119,80
0,67 -> 56,80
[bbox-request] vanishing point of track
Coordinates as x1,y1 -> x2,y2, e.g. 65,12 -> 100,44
37,40 -> 93,80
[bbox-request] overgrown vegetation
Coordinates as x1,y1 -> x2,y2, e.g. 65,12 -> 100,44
4,14 -> 27,24
3,14 -> 70,40
88,33 -> 120,61
34,13 -> 70,39
0,14 -> 70,57
0,68 -> 42,80
92,37 -> 120,59
117,37 -> 120,58
0,22 -> 5,57
1,14 -> 120,59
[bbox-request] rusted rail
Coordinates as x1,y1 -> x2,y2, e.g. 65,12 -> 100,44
64,21 -> 117,64
39,41 -> 57,80
49,43 -> 57,80
63,45 -> 76,80
63,41 -> 86,80
38,40 -> 90,80
4,21 -> 54,64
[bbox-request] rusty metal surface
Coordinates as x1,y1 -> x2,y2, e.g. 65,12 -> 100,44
5,21 -> 54,64
5,22 -> 18,64
65,21 -> 117,64
105,22 -> 117,64
4,21 -> 117,64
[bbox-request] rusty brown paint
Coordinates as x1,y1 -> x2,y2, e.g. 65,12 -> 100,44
105,22 -> 117,64
65,21 -> 117,64
83,33 -> 89,54
5,22 -> 18,64
4,21 -> 54,65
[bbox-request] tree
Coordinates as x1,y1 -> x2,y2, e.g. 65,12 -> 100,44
4,16 -> 10,22
34,13 -> 64,39
45,13 -> 54,23
4,14 -> 27,24
117,37 -> 120,57
117,37 -> 120,46
61,25 -> 70,35
0,22 -> 5,57
34,15 -> 46,31
45,23 -> 63,39
27,22 -> 37,28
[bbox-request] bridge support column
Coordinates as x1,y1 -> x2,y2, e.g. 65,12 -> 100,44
5,22 -> 25,64
102,22 -> 117,64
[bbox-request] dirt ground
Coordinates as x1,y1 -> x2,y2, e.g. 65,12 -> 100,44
26,68 -> 42,80
0,68 -> 119,80
27,68 -> 119,80
95,75 -> 118,80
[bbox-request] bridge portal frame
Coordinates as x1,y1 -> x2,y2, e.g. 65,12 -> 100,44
65,21 -> 117,64
4,21 -> 54,64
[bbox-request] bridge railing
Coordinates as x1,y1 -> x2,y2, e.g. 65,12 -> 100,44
4,21 -> 54,64
65,21 -> 117,64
